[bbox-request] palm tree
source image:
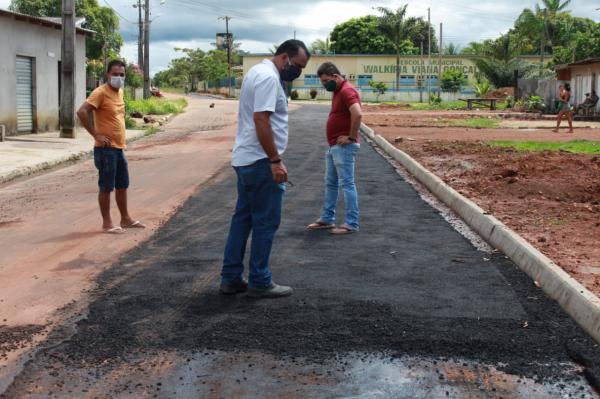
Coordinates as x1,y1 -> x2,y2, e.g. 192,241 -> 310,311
445,42 -> 461,55
310,38 -> 331,55
540,0 -> 571,14
376,5 -> 419,91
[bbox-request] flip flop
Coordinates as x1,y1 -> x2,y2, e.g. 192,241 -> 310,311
121,221 -> 146,229
330,224 -> 358,235
306,220 -> 335,230
104,226 -> 126,234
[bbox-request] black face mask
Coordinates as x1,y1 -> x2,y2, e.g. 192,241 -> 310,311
280,59 -> 302,82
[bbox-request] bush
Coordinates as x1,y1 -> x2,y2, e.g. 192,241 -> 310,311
474,79 -> 492,97
310,89 -> 318,99
505,95 -> 515,108
440,69 -> 467,92
525,95 -> 546,112
290,90 -> 299,100
125,115 -> 137,129
368,80 -> 388,95
430,93 -> 442,104
124,94 -> 188,115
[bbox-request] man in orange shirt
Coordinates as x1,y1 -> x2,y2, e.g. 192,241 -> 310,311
77,60 -> 145,234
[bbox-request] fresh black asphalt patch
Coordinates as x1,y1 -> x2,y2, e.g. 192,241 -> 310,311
3,105 -> 600,398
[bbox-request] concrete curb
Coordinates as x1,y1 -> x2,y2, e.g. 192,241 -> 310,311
360,122 -> 600,344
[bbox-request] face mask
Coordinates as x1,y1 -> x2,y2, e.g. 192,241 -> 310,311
109,76 -> 125,89
323,79 -> 337,92
280,59 -> 302,82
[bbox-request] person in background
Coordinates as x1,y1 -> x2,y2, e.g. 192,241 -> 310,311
77,59 -> 146,234
306,62 -> 362,235
553,83 -> 574,133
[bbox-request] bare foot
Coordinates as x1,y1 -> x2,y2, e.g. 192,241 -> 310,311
568,130 -> 574,133
551,129 -> 558,133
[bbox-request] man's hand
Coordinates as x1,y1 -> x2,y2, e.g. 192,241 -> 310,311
337,136 -> 353,145
271,161 -> 288,184
94,134 -> 112,147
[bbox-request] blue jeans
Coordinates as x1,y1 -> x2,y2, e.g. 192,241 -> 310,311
93,147 -> 129,193
320,143 -> 360,230
221,159 -> 286,288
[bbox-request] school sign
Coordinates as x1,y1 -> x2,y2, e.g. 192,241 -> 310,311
242,54 -> 541,94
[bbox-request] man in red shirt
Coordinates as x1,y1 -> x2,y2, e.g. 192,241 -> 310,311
307,62 -> 362,235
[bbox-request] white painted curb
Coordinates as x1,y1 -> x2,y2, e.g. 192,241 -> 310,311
361,123 -> 600,344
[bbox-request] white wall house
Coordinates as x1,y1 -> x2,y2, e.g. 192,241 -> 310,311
556,58 -> 600,113
0,9 -> 90,136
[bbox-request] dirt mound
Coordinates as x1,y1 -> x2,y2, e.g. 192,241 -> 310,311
485,87 -> 514,99
397,140 -> 600,294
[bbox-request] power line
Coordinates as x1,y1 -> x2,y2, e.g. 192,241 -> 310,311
102,0 -> 137,24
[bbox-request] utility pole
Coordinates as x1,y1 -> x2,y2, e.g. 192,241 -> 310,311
143,0 -> 150,99
60,0 -> 76,138
293,30 -> 296,40
219,16 -> 232,98
419,41 -> 424,103
439,23 -> 443,95
427,7 -> 431,102
135,0 -> 143,70
540,8 -> 547,76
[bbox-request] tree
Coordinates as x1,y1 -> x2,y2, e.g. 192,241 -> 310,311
310,38 -> 331,55
444,42 -> 461,55
440,69 -> 466,92
330,15 -> 394,54
376,5 -> 422,91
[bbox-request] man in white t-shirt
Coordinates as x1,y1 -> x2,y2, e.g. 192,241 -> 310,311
220,40 -> 310,298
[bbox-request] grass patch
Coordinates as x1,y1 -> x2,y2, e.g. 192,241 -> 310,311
489,140 -> 600,155
125,95 -> 188,115
160,87 -> 186,94
143,126 -> 160,137
445,117 -> 501,129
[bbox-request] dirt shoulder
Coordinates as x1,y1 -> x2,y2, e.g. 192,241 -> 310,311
0,95 -> 240,391
365,105 -> 600,296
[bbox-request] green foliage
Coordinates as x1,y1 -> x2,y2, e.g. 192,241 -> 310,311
446,117 -> 500,129
440,69 -> 466,92
505,95 -> 515,108
368,81 -> 388,95
473,79 -> 492,97
125,63 -> 143,89
310,38 -> 331,55
124,94 -> 188,115
408,100 -> 465,110
329,14 -> 436,55
525,95 -> 546,111
430,93 -> 442,104
475,57 -> 535,88
125,115 -> 137,129
153,48 -> 230,90
489,140 -> 600,155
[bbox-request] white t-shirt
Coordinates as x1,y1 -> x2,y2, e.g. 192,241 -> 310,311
231,59 -> 289,167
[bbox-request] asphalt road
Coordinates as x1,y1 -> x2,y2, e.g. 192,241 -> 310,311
3,105 -> 600,399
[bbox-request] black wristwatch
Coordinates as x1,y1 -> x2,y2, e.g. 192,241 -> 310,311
348,137 -> 357,142
269,158 -> 282,164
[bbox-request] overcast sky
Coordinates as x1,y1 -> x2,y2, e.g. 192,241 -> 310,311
1,0 -> 599,75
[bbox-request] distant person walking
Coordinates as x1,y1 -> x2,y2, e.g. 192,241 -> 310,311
77,59 -> 146,234
220,40 -> 310,298
306,62 -> 362,235
553,83 -> 574,133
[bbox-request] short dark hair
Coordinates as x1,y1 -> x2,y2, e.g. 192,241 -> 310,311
317,62 -> 341,77
275,39 -> 311,60
564,83 -> 571,91
106,59 -> 126,74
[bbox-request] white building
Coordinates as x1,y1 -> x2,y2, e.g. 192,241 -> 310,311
556,58 -> 600,113
0,9 -> 91,136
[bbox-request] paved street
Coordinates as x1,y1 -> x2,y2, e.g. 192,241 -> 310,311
2,104 -> 600,398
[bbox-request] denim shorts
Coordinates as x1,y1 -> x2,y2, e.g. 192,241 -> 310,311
93,147 -> 130,192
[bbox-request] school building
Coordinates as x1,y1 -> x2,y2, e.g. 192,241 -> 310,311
242,54 -> 542,102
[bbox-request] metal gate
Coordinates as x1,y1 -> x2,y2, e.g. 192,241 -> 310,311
16,56 -> 34,133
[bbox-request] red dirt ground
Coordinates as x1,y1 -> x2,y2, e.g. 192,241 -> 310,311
363,107 -> 600,295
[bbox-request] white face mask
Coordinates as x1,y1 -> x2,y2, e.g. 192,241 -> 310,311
109,76 -> 125,89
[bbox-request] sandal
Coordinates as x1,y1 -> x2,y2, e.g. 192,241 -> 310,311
121,220 -> 146,229
306,220 -> 335,230
104,226 -> 126,234
330,224 -> 358,235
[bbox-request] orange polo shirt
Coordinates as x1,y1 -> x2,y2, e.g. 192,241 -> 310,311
86,84 -> 127,149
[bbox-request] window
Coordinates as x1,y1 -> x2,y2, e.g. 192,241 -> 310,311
357,74 -> 373,87
304,74 -> 319,85
400,75 -> 416,86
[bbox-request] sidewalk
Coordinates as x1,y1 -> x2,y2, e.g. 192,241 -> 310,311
0,129 -> 146,184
